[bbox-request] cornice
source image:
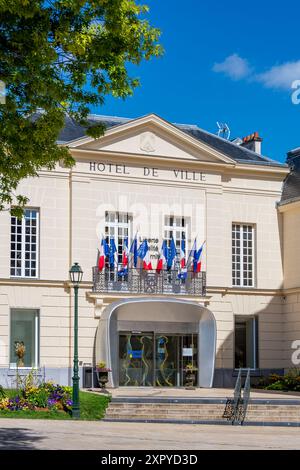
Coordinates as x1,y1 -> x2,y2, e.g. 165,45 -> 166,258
206,286 -> 284,297
69,148 -> 288,178
0,278 -> 92,289
278,199 -> 300,213
2,279 -> 298,298
69,147 -> 234,170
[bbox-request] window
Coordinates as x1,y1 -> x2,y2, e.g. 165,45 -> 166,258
164,216 -> 189,264
11,209 -> 39,278
105,212 -> 132,267
234,316 -> 258,369
10,309 -> 39,368
232,224 -> 255,287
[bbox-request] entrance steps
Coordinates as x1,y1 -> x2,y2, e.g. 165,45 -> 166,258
103,397 -> 300,426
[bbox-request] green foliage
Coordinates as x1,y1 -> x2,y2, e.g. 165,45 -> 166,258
258,368 -> 300,392
0,1 -> 162,216
25,387 -> 49,408
0,385 -> 6,398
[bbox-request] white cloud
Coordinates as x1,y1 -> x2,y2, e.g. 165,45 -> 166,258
255,60 -> 300,90
213,54 -> 300,91
212,53 -> 252,80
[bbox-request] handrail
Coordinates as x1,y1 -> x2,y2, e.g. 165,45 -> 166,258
223,368 -> 251,425
223,368 -> 242,424
92,266 -> 206,296
239,368 -> 251,425
232,368 -> 242,424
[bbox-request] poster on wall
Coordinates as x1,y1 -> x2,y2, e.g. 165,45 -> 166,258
182,348 -> 193,357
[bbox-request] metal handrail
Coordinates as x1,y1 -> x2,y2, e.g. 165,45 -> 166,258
223,368 -> 242,424
239,368 -> 251,425
223,368 -> 251,425
92,266 -> 206,296
232,368 -> 242,424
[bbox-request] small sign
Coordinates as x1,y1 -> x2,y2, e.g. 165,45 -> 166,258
182,348 -> 193,357
127,349 -> 143,359
132,350 -> 142,359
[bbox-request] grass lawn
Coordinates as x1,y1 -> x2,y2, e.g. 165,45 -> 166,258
0,390 -> 110,421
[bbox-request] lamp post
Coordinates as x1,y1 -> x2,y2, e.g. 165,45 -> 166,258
69,262 -> 83,419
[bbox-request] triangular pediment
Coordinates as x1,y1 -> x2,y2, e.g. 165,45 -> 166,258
67,114 -> 236,165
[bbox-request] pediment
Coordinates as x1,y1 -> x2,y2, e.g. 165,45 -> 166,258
68,114 -> 235,165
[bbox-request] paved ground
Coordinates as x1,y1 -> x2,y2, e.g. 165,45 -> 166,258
0,418 -> 300,450
102,386 -> 300,400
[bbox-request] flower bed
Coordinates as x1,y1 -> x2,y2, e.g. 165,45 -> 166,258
0,382 -> 72,413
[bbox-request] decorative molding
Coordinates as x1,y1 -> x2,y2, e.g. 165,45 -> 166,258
86,291 -> 212,312
0,278 -> 92,289
139,132 -> 156,153
2,278 -> 298,299
207,286 -> 284,297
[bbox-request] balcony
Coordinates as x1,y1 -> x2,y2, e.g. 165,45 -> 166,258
92,267 -> 206,296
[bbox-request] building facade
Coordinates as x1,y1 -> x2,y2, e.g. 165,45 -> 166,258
0,113 -> 298,388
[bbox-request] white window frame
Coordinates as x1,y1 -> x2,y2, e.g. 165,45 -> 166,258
232,223 -> 255,288
164,216 -> 190,260
104,211 -> 132,268
9,309 -> 40,369
10,209 -> 40,279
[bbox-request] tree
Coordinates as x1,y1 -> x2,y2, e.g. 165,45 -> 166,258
0,0 -> 162,216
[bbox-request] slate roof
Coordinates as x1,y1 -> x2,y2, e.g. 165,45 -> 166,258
280,148 -> 300,205
57,113 -> 286,168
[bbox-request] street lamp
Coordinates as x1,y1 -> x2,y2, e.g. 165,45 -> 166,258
69,262 -> 83,419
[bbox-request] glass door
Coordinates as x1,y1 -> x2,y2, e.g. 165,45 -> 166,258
180,334 -> 198,386
119,333 -> 153,386
155,335 -> 179,386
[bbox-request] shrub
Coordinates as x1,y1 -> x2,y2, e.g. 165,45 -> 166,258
259,368 -> 300,392
25,387 -> 49,408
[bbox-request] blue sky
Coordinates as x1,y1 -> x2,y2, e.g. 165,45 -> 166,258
93,0 -> 300,163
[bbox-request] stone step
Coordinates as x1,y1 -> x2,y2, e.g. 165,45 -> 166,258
105,415 -> 225,420
106,411 -> 223,416
109,403 -> 225,410
104,400 -> 300,423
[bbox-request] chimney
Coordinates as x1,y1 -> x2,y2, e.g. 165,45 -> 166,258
241,132 -> 262,154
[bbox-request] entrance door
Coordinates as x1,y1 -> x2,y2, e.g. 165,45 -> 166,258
119,332 -> 198,387
180,334 -> 198,387
155,335 -> 179,386
119,333 -> 153,386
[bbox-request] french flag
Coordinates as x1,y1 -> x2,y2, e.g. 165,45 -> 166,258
178,239 -> 188,279
118,238 -> 129,276
180,239 -> 186,268
137,239 -> 152,270
98,237 -> 109,271
156,240 -> 168,273
193,241 -> 205,273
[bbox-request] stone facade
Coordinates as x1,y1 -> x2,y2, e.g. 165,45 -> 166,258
0,113 -> 297,388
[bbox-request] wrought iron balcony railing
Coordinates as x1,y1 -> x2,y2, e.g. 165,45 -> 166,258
92,267 -> 206,296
